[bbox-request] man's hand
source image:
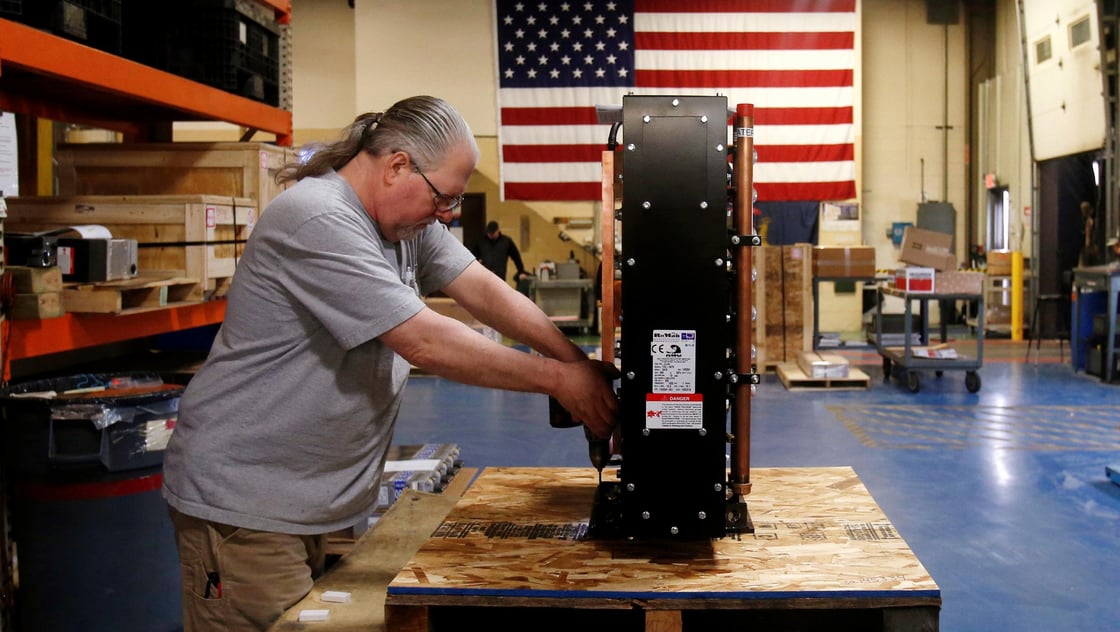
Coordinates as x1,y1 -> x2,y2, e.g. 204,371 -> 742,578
552,360 -> 620,439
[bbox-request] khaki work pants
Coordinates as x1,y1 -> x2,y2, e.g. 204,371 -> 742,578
168,507 -> 327,631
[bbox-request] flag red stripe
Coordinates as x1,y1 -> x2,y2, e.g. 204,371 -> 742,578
759,143 -> 854,163
502,106 -> 852,127
756,106 -> 852,125
503,144 -> 606,162
755,180 -> 856,201
502,143 -> 854,164
504,182 -> 604,200
636,0 -> 857,12
504,181 -> 856,204
636,31 -> 854,50
501,107 -> 602,125
636,69 -> 852,88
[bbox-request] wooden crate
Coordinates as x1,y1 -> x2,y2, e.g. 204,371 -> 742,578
783,243 -> 813,357
4,195 -> 255,298
754,244 -> 813,365
55,142 -> 294,208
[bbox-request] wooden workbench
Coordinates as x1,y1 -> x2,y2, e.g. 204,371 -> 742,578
269,469 -> 477,631
275,466 -> 939,631
394,467 -> 938,631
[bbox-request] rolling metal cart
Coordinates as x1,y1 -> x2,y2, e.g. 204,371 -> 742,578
873,286 -> 984,393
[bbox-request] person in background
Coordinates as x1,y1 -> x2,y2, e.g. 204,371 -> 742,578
1079,201 -> 1100,267
472,220 -> 529,283
1108,236 -> 1120,265
161,96 -> 619,631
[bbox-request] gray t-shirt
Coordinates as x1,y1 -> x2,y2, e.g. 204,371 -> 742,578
162,170 -> 474,534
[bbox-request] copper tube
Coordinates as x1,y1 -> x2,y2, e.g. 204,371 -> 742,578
600,149 -> 617,364
730,103 -> 754,492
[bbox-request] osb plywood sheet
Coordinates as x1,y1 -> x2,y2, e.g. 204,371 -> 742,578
387,467 -> 939,607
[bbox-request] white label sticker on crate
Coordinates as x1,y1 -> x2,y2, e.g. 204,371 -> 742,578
206,206 -> 217,229
145,418 -> 176,452
645,393 -> 704,430
650,329 -> 696,393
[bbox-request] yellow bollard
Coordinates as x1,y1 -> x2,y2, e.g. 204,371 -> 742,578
1011,251 -> 1024,341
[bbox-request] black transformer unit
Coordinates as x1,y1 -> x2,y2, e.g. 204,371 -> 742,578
591,95 -> 756,539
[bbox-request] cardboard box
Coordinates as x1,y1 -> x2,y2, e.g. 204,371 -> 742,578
796,351 -> 850,378
987,249 -> 1013,276
812,245 -> 876,278
895,267 -> 935,293
5,195 -> 256,298
936,271 -> 985,295
899,227 -> 956,271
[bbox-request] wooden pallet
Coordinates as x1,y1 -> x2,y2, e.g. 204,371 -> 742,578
777,362 -> 871,390
62,273 -> 204,314
373,467 -> 939,632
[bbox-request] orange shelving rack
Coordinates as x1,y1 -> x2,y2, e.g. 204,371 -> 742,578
0,2 -> 293,380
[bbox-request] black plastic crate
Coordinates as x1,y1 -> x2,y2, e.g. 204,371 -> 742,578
22,0 -> 122,55
0,0 -> 25,21
124,0 -> 279,105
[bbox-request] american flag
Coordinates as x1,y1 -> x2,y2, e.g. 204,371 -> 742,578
495,0 -> 857,202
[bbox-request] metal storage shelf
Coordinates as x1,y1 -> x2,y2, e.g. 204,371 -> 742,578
812,275 -> 888,350
530,278 -> 596,333
1071,264 -> 1120,382
0,2 -> 292,379
872,286 -> 985,393
0,17 -> 292,143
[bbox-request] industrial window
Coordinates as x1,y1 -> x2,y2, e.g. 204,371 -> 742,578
1035,35 -> 1052,63
1069,15 -> 1091,49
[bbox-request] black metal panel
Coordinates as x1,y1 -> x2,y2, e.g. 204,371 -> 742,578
614,95 -> 731,538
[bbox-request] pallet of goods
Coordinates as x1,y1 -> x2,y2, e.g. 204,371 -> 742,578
5,195 -> 255,299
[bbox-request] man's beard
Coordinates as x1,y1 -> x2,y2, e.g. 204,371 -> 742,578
395,222 -> 428,241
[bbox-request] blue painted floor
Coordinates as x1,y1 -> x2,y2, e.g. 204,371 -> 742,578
393,339 -> 1120,631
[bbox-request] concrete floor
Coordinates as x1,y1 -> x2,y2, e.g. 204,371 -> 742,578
394,337 -> 1120,631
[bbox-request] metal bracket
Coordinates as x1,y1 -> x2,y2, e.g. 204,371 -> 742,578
729,234 -> 762,247
727,371 -> 761,385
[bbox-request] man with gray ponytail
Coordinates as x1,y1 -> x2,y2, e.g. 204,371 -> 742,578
162,96 -> 619,630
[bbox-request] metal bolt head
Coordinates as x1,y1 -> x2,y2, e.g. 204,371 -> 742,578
700,115 -> 708,123
699,201 -> 708,209
626,371 -> 636,379
641,201 -> 651,209
713,371 -> 724,380
714,483 -> 723,492
642,511 -> 651,519
671,98 -> 680,107
725,314 -> 732,323
626,483 -> 635,491
715,258 -> 724,267
731,235 -> 741,245
641,428 -> 650,436
716,143 -> 725,152
698,511 -> 707,520
643,115 -> 651,123
627,143 -> 636,151
729,373 -> 739,384
669,526 -> 679,535
626,258 -> 636,267
698,427 -> 707,436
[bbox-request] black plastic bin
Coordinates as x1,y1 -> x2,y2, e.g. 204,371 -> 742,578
1,371 -> 192,632
2,371 -> 190,474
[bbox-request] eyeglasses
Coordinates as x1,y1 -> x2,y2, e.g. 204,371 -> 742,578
413,165 -> 464,213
